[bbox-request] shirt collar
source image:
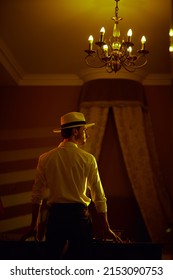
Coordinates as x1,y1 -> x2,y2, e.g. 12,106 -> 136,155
58,141 -> 78,148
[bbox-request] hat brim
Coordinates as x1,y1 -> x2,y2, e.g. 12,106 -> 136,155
53,123 -> 95,133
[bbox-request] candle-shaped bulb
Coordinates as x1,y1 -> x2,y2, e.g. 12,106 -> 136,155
103,44 -> 108,56
127,46 -> 132,54
88,35 -> 94,43
100,27 -> 105,42
141,36 -> 146,50
88,35 -> 94,50
100,27 -> 105,34
169,28 -> 173,36
169,29 -> 173,52
141,36 -> 146,44
127,29 -> 132,36
127,29 -> 132,42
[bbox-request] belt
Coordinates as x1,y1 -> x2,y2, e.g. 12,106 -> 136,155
50,203 -> 87,211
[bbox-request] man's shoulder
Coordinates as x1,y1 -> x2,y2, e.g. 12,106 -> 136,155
78,147 -> 96,160
39,147 -> 59,160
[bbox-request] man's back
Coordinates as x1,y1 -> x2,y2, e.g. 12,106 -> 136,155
33,141 -> 95,206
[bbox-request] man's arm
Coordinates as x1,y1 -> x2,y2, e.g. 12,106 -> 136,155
20,203 -> 40,241
98,212 -> 123,243
30,203 -> 40,229
88,157 -> 123,243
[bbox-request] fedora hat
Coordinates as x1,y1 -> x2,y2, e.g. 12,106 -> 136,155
53,112 -> 95,133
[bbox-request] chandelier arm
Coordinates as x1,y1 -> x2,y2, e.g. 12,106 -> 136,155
121,62 -> 136,72
85,55 -> 107,68
123,57 -> 148,69
106,63 -> 114,73
120,53 -> 129,63
96,48 -> 107,64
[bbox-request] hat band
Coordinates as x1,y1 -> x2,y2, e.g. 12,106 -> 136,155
61,120 -> 86,129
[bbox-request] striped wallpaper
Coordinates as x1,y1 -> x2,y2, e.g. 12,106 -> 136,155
0,127 -> 58,239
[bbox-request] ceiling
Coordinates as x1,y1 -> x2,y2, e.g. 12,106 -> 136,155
0,0 -> 172,86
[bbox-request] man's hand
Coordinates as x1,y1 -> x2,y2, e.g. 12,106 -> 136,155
20,226 -> 36,241
104,227 -> 123,243
98,212 -> 123,243
20,203 -> 40,241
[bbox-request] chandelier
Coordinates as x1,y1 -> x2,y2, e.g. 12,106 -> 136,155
84,0 -> 149,73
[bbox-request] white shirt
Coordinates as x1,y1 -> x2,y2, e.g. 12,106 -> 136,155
32,141 -> 107,212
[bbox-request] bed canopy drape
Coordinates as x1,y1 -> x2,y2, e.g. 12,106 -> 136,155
79,79 -> 173,243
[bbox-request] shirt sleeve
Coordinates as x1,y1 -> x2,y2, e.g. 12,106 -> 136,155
31,156 -> 47,205
87,155 -> 107,213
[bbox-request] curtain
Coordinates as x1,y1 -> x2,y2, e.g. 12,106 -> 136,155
113,102 -> 173,243
80,98 -> 173,243
80,103 -> 109,161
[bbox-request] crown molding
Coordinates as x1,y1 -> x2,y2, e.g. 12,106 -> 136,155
0,37 -> 172,86
0,38 -> 83,86
20,71 -> 172,86
143,73 -> 172,86
79,68 -> 148,84
0,38 -> 24,84
18,74 -> 83,86
79,68 -> 173,86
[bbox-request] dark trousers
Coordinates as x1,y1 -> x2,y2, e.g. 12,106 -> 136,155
45,203 -> 93,259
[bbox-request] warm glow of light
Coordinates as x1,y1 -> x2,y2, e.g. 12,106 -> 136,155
127,46 -> 132,53
84,0 -> 149,73
88,35 -> 94,43
127,29 -> 132,37
103,44 -> 108,56
141,36 -> 146,44
169,29 -> 173,52
169,46 -> 173,52
100,27 -> 105,34
112,41 -> 121,50
88,35 -> 94,50
100,27 -> 105,42
103,44 -> 108,51
169,28 -> 173,37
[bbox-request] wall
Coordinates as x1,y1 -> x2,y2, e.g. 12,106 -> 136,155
0,85 -> 81,237
0,83 -> 172,242
0,86 -> 81,130
145,86 -> 173,200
